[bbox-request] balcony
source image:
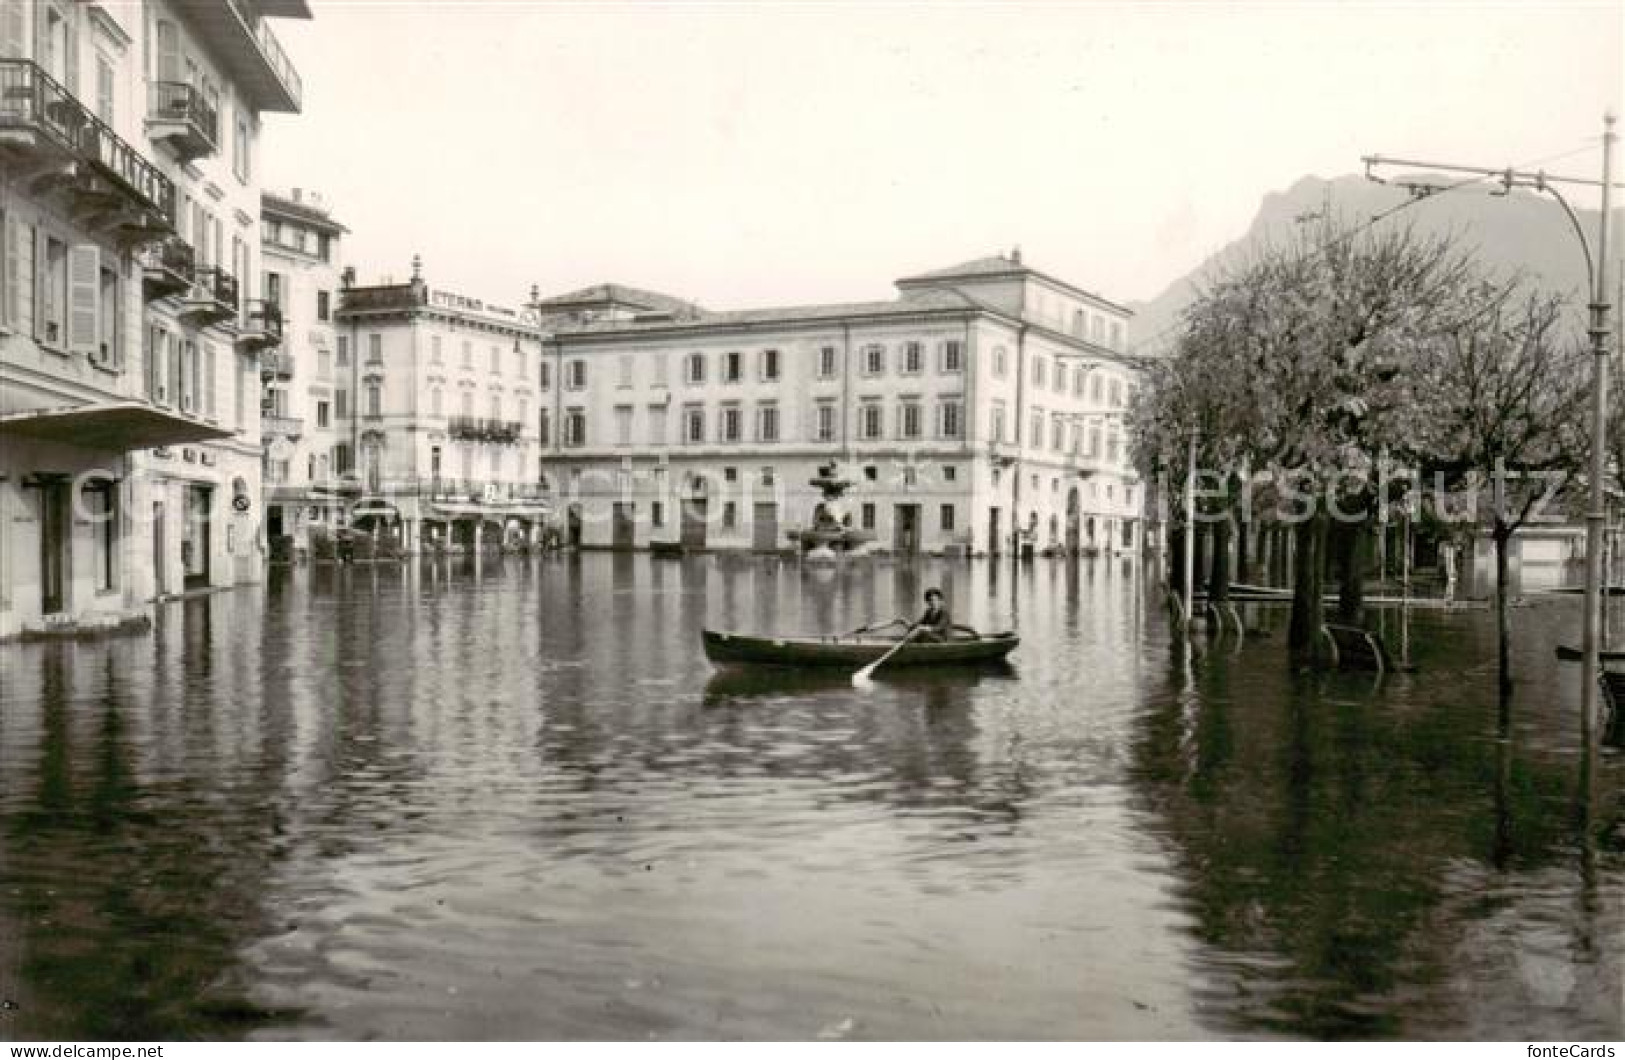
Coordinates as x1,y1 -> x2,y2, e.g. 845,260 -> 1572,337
141,235 -> 195,302
262,414 -> 303,440
180,266 -> 240,328
182,0 -> 304,113
0,59 -> 176,244
448,416 -> 523,444
237,298 -> 283,352
147,82 -> 219,163
338,282 -> 427,317
260,350 -> 294,381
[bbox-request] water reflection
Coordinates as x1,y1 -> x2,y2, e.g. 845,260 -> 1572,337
0,556 -> 1617,1040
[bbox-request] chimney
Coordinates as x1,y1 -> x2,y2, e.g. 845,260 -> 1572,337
292,187 -> 302,203
1011,245 -> 1023,265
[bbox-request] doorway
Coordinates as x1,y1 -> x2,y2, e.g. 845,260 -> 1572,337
38,480 -> 68,614
183,485 -> 212,589
612,502 -> 635,551
567,504 -> 584,549
893,504 -> 920,555
751,502 -> 779,552
680,499 -> 708,551
988,507 -> 1001,557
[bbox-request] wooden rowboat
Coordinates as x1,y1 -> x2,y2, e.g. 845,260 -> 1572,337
702,627 -> 1019,668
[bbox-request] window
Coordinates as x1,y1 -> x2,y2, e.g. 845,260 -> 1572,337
991,402 -> 1007,444
993,345 -> 1008,378
462,341 -> 473,367
687,352 -> 706,384
1073,368 -> 1086,397
460,391 -> 473,417
723,351 -> 741,383
1110,321 -> 1123,350
317,291 -> 330,322
940,504 -> 956,532
900,402 -> 922,440
684,406 -> 705,444
1030,409 -> 1044,448
720,406 -> 741,442
517,347 -> 528,379
651,352 -> 668,386
862,344 -> 885,375
430,336 -> 443,364
539,360 -> 551,389
489,394 -> 502,421
863,465 -> 878,481
1054,363 -> 1067,393
565,410 -> 587,446
861,503 -> 876,531
648,405 -> 668,444
815,403 -> 836,442
95,55 -> 113,123
365,382 -> 381,417
615,405 -> 633,445
757,404 -> 779,442
940,339 -> 963,372
489,345 -> 501,373
87,483 -> 116,591
337,336 -> 350,367
652,501 -> 665,528
517,398 -> 528,426
759,466 -> 776,487
335,389 -> 350,419
902,341 -> 923,374
566,360 -> 587,390
538,408 -> 551,446
1052,414 -> 1065,451
317,348 -> 332,378
1109,378 -> 1124,407
722,501 -> 737,529
317,400 -> 330,428
818,346 -> 837,379
431,446 -> 442,479
1033,356 -> 1047,388
233,111 -> 250,183
332,442 -> 353,476
943,465 -> 958,482
723,467 -> 738,483
39,236 -> 66,346
939,401 -> 963,439
617,354 -> 633,387
97,264 -> 119,367
367,333 -> 382,364
859,403 -> 883,440
761,348 -> 780,381
1091,374 -> 1103,402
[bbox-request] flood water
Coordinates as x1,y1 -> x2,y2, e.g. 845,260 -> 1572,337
0,554 -> 1620,1041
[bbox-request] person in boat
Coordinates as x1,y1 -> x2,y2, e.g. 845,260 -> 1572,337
910,587 -> 953,643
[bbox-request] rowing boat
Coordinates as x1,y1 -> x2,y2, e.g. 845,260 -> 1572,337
702,627 -> 1019,668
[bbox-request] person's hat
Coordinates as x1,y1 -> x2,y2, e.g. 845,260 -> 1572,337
924,587 -> 944,600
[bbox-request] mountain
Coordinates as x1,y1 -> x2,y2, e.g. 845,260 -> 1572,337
1128,172 -> 1625,355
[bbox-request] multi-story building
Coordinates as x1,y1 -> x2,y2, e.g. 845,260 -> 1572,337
0,0 -> 308,639
332,259 -> 550,552
541,252 -> 1143,556
259,186 -> 344,559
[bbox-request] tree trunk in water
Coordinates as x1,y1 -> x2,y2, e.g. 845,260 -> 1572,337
1209,514 -> 1232,603
1235,517 -> 1252,585
1168,525 -> 1186,595
1192,524 -> 1208,599
1289,511 -> 1328,664
1495,524 -> 1513,693
1335,520 -> 1367,622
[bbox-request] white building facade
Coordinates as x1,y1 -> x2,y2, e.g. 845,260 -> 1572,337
332,261 -> 549,552
259,186 -> 345,559
542,254 -> 1143,556
0,0 -> 308,638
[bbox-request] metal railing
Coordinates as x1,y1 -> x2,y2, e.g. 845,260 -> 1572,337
196,266 -> 240,312
244,298 -> 283,338
262,415 -> 303,438
260,350 -> 295,378
148,81 -> 219,147
143,235 -> 196,282
447,416 -> 524,443
225,0 -> 303,109
0,59 -> 176,224
338,283 -> 426,315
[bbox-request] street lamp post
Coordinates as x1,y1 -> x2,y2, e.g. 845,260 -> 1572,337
1364,111 -> 1617,725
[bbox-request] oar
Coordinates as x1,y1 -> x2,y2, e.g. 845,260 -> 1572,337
852,625 -> 921,687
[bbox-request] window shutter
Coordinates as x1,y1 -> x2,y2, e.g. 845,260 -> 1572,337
0,210 -> 7,330
62,2 -> 77,95
204,342 -> 216,416
1,2 -> 24,62
67,243 -> 98,356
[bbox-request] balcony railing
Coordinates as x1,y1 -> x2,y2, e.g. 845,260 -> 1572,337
338,283 -> 427,316
227,0 -> 303,109
262,415 -> 303,439
239,298 -> 284,350
447,416 -> 523,444
0,59 -> 176,231
147,81 -> 219,162
141,235 -> 195,302
260,350 -> 294,380
181,266 -> 239,327
424,479 -> 549,504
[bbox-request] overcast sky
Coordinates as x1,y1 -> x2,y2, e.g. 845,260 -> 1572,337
261,1 -> 1623,314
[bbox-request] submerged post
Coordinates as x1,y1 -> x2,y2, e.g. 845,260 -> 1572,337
1183,433 -> 1196,632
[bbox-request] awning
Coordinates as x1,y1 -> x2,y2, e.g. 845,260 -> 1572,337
0,402 -> 233,450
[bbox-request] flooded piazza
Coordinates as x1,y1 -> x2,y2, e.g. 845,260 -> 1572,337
0,553 -> 1619,1041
